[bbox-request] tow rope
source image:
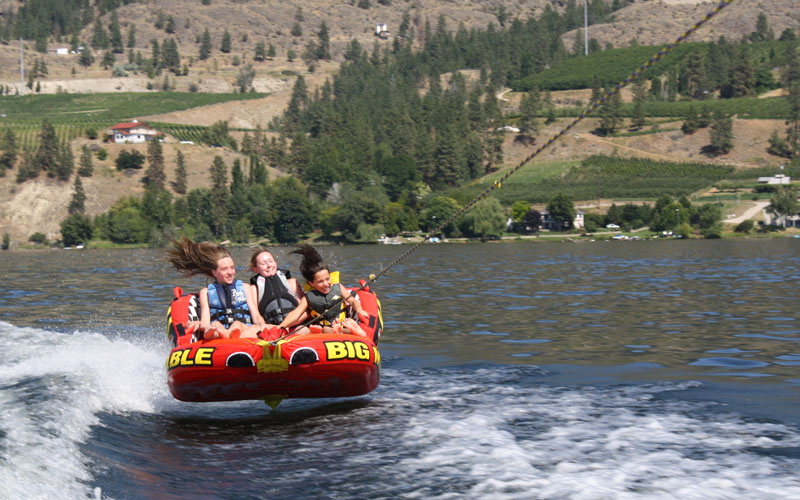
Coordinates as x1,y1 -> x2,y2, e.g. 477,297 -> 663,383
360,0 -> 736,287
275,0 -> 737,341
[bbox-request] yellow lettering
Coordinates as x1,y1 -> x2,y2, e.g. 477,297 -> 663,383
168,350 -> 182,368
354,342 -> 370,360
326,341 -> 348,360
180,349 -> 192,365
325,341 -> 371,362
195,347 -> 214,366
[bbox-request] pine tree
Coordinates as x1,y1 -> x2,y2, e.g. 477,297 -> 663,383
0,128 -> 18,173
78,145 -> 93,177
598,88 -> 623,135
16,152 -> 39,183
68,175 -> 86,214
79,46 -> 94,67
174,149 -> 187,194
517,87 -> 540,143
782,43 -> 800,158
209,155 -> 229,236
58,143 -> 74,181
145,139 -> 166,189
91,18 -> 109,50
709,111 -> 734,156
165,16 -> 176,34
254,41 -> 266,61
316,22 -> 331,60
723,47 -> 755,98
199,28 -> 212,60
681,105 -> 700,134
36,120 -> 61,178
685,49 -> 708,100
161,38 -> 181,73
630,78 -> 647,130
220,29 -> 231,53
109,10 -> 124,53
127,24 -> 136,49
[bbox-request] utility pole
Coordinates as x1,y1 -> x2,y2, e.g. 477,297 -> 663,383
584,0 -> 589,56
19,37 -> 25,96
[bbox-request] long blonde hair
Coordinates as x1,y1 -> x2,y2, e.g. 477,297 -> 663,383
166,237 -> 231,278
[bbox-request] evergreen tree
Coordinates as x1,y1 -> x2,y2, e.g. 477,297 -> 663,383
109,10 -> 123,53
0,128 -> 18,174
78,145 -> 93,177
199,28 -> 212,60
248,156 -> 268,185
101,50 -> 115,69
220,29 -> 231,53
127,24 -> 136,49
291,23 -> 302,37
708,111 -> 734,156
145,139 -> 166,189
68,175 -> 86,215
174,149 -> 187,194
165,16 -> 176,34
91,18 -> 109,50
723,47 -> 755,98
316,22 -> 331,60
630,78 -> 647,130
782,43 -> 800,158
598,88 -> 623,135
267,43 -> 276,59
254,41 -> 266,61
161,38 -> 181,73
78,46 -> 94,67
58,143 -> 74,181
36,120 -> 61,178
682,105 -> 700,135
209,155 -> 229,236
16,152 -> 39,183
685,49 -> 709,99
751,12 -> 774,42
517,87 -> 540,144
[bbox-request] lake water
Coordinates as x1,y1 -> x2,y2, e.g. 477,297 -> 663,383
1,240 -> 799,499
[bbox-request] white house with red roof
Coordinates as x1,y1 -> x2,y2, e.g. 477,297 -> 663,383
109,120 -> 162,143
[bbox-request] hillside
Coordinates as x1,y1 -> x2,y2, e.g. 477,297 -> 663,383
0,0 -> 797,245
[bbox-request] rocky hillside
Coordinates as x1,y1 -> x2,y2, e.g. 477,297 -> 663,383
0,0 -> 796,246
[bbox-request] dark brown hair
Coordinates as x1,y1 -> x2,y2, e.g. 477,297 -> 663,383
290,244 -> 329,282
165,237 -> 231,278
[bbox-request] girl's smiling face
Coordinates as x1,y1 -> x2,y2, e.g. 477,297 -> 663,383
211,257 -> 237,285
310,269 -> 332,295
252,251 -> 277,277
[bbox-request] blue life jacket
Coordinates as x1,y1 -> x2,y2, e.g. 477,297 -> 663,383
207,280 -> 251,327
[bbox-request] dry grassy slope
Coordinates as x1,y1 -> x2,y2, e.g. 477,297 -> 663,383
0,0 -> 796,245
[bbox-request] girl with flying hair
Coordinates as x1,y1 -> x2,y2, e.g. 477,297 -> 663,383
278,245 -> 367,336
166,238 -> 263,339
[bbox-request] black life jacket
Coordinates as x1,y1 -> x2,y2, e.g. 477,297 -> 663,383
305,283 -> 347,326
249,270 -> 299,324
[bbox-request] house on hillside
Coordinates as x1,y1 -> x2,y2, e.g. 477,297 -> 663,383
108,120 -> 162,143
376,23 -> 389,39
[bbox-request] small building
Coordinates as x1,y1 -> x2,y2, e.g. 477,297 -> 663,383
763,207 -> 800,228
540,210 -> 584,230
108,120 -> 162,143
376,23 -> 389,39
49,47 -> 69,55
757,174 -> 791,184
